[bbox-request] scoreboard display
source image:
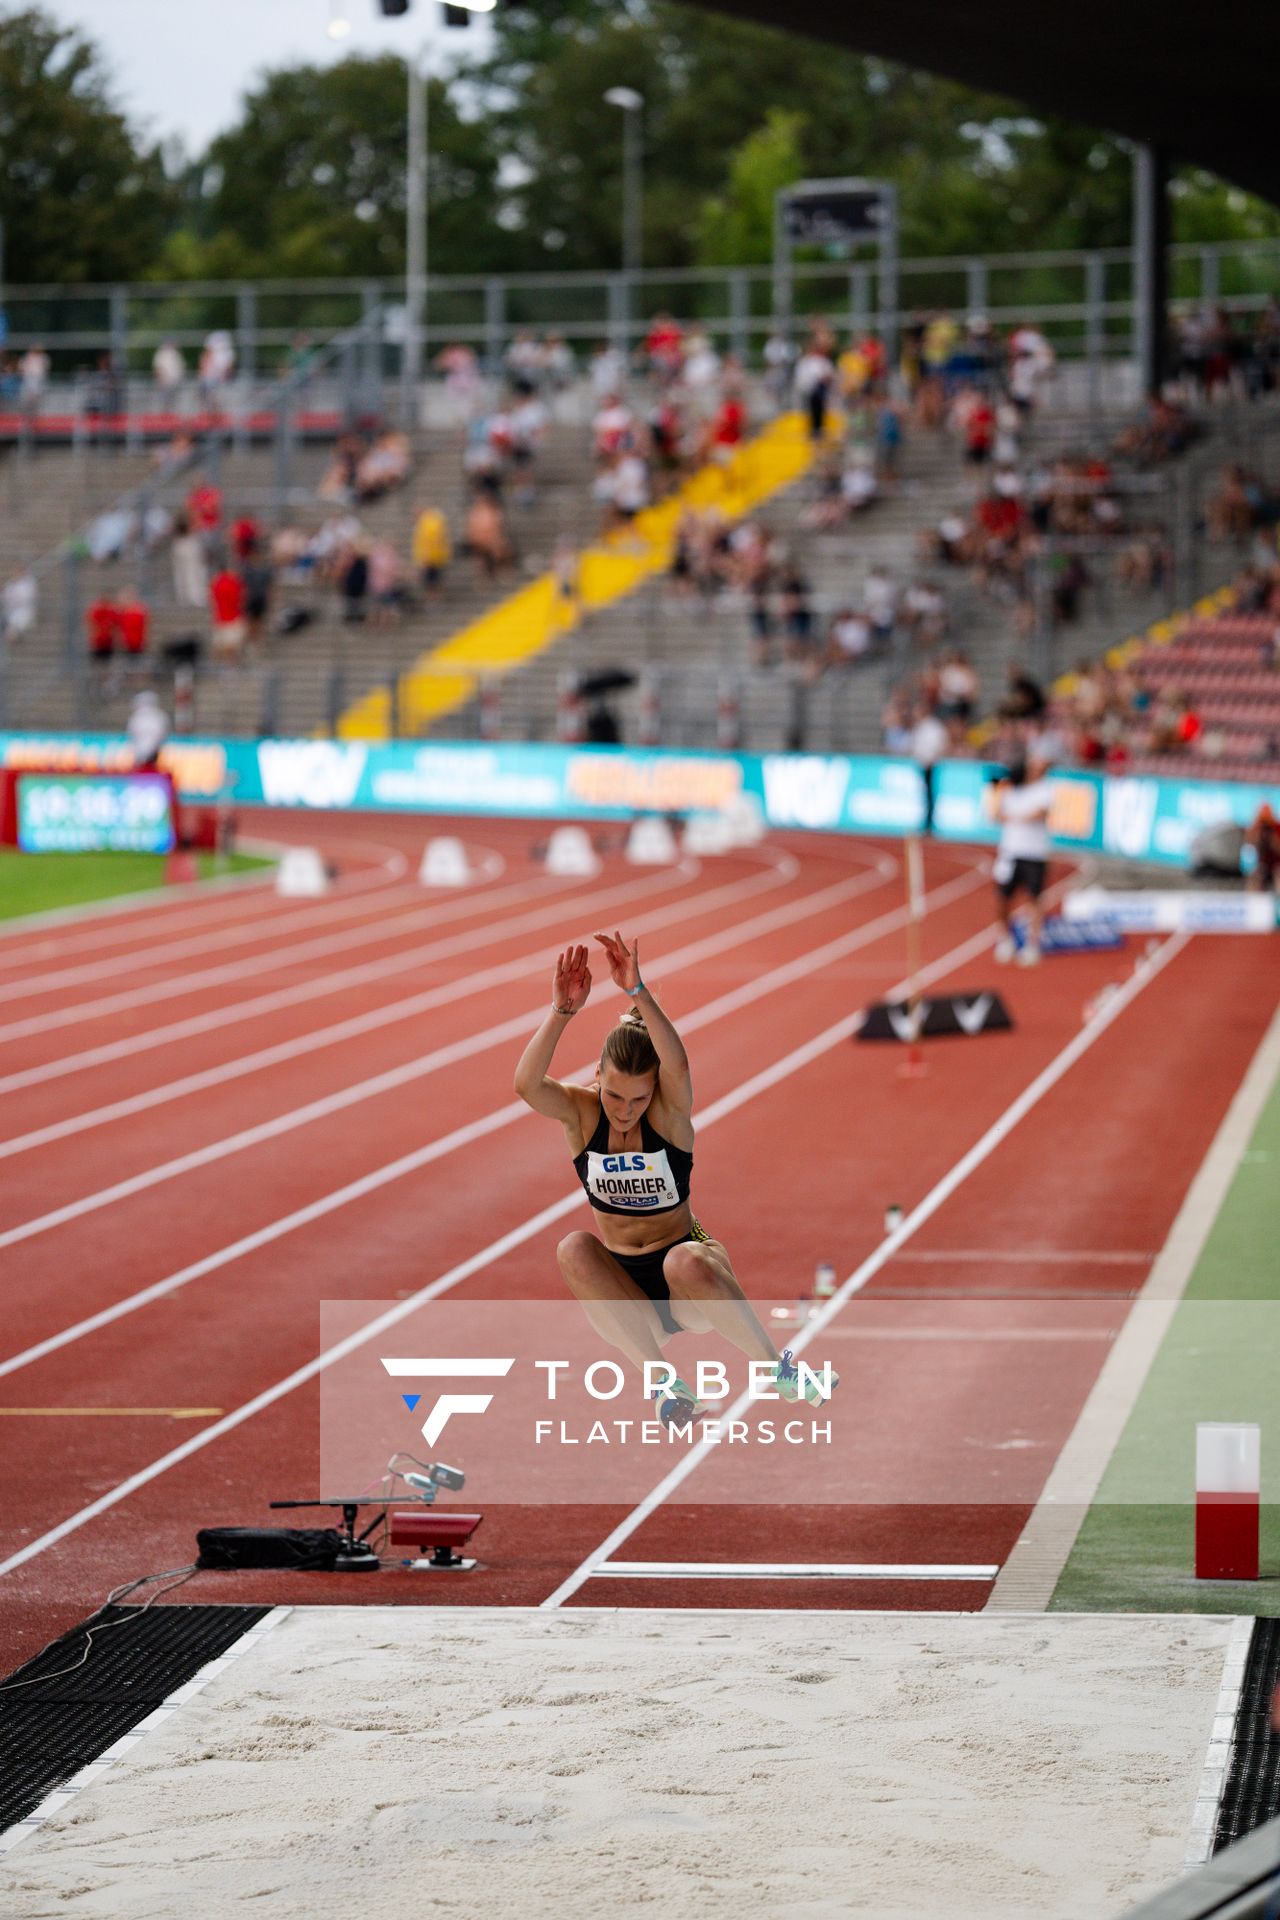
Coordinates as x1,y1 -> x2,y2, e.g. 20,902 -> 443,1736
15,772 -> 176,854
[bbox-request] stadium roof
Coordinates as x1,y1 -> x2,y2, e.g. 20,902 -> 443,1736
705,0 -> 1279,206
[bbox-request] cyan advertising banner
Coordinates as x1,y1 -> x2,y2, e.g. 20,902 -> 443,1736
1,731 -> 1276,869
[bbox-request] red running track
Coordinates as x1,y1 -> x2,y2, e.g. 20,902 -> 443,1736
0,808 -> 1275,1672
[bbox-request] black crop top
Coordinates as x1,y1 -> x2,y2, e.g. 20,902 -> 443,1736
572,1106 -> 694,1217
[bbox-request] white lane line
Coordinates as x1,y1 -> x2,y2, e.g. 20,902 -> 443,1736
0,853 -> 959,1286
816,1326 -> 1115,1342
893,1249 -> 1155,1264
1183,1615 -> 1255,1869
0,850 -> 885,1162
0,848 -> 710,1045
986,995 -> 1280,1613
0,841 -> 509,1001
0,833 -> 409,960
539,930 -> 1190,1609
0,852 -> 832,1167
0,834 -> 410,960
0,1605 -> 293,1853
0,851 -> 730,1095
584,1562 -> 999,1581
0,905 -> 1001,1572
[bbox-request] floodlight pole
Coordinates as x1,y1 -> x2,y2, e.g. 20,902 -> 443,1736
1133,144 -> 1170,398
604,88 -> 644,277
404,40 -> 429,423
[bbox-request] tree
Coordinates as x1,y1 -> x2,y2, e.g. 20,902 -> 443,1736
170,55 -> 505,282
0,7 -> 176,283
695,110 -> 805,266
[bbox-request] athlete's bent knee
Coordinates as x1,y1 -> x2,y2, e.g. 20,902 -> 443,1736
664,1243 -> 730,1295
557,1230 -> 600,1278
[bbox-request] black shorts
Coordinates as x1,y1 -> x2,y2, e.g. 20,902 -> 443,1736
606,1220 -> 713,1336
997,856 -> 1047,900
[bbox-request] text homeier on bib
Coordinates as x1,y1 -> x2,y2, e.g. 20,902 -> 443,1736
585,1151 -> 681,1211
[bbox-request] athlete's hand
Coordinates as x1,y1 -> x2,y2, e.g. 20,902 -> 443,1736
593,929 -> 640,993
553,944 -> 592,1013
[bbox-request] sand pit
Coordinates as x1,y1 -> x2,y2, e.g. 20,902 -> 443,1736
3,1607 -> 1234,1920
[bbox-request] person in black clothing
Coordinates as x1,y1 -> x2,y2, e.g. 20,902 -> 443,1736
999,664 -> 1046,723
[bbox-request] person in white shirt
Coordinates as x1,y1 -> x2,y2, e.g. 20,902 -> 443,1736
990,753 -> 1054,963
1,572 -> 37,644
19,345 -> 50,410
794,345 -> 835,440
863,565 -> 898,647
153,340 -> 186,398
126,689 -> 169,769
911,703 -> 949,833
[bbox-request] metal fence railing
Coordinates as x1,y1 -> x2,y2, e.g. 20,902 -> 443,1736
3,238 -> 1280,389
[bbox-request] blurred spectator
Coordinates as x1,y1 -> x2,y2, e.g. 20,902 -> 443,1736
644,313 -> 684,383
412,504 -> 452,592
912,701 -> 950,834
355,430 -> 411,504
466,489 -> 514,582
543,335 -> 575,389
435,342 -> 482,414
171,513 -> 208,610
589,342 -> 627,399
593,391 -> 634,461
230,513 -> 261,562
510,388 -> 549,505
152,339 -> 185,399
198,330 -> 236,401
126,689 -> 169,770
367,539 -> 404,627
936,650 -> 979,745
241,541 -> 274,645
875,397 -> 903,482
19,344 -> 50,415
864,565 -> 898,651
794,333 -> 835,442
881,689 -> 914,752
1007,323 -> 1055,414
762,329 -> 794,410
901,579 -> 948,650
779,564 -> 816,670
86,592 -> 118,683
824,606 -> 872,672
210,565 -> 247,662
1,571 -> 37,646
286,332 -> 315,381
339,542 -> 370,624
954,385 -> 995,466
186,475 -> 223,547
999,664 -> 1047,724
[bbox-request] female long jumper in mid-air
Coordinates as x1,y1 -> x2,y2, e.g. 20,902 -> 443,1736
513,930 -> 837,1425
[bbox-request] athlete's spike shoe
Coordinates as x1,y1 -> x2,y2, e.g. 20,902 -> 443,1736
649,1376 -> 705,1428
771,1349 -> 840,1407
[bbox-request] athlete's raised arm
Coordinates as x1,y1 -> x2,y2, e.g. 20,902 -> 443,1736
513,944 -> 591,1124
593,930 -> 692,1112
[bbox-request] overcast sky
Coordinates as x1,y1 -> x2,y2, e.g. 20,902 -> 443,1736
38,0 -> 493,154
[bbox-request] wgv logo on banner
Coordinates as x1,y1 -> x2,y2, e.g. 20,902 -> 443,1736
258,742 -> 368,809
1102,777 -> 1159,860
761,755 -> 851,830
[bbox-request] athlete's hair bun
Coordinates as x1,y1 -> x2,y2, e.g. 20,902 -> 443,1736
617,1005 -> 647,1031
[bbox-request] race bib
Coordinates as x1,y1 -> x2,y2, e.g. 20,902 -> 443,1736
586,1149 -> 681,1212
